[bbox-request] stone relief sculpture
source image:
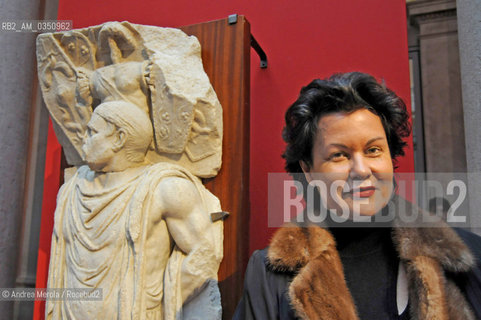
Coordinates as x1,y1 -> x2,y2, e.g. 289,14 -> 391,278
36,21 -> 224,319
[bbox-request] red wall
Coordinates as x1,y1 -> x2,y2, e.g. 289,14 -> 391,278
35,0 -> 413,317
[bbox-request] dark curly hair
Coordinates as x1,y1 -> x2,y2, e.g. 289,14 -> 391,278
282,72 -> 411,174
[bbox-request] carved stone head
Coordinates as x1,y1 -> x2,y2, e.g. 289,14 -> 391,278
82,100 -> 153,172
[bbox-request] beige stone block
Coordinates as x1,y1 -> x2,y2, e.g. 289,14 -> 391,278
36,21 -> 224,320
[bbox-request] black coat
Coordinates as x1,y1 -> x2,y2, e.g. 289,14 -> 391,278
234,207 -> 481,320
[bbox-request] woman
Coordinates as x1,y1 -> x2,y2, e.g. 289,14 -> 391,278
234,72 -> 481,319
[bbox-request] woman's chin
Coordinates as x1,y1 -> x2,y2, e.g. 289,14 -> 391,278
325,201 -> 388,222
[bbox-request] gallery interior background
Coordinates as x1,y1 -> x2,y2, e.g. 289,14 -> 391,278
1,0 -> 480,318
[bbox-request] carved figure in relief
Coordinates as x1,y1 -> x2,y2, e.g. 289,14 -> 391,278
36,21 -> 224,319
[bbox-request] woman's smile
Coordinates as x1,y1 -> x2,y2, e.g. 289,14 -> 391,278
345,186 -> 377,198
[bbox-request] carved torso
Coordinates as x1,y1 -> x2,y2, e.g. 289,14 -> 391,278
56,165 -> 175,319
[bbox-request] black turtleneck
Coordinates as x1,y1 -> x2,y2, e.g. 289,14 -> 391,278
327,217 -> 409,320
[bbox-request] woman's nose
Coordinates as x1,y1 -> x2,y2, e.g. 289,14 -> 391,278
349,154 -> 372,180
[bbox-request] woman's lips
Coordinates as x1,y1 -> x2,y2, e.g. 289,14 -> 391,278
352,186 -> 376,198
341,186 -> 377,198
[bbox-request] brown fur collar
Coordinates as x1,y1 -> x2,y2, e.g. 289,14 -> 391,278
267,197 -> 476,320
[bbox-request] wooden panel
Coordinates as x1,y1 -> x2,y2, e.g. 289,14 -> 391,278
181,16 -> 250,319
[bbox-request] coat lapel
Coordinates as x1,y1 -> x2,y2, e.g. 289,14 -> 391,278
267,197 -> 476,320
268,225 -> 359,319
392,198 -> 476,320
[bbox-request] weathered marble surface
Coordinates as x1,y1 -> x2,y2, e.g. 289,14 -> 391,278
36,21 -> 224,319
37,21 -> 222,177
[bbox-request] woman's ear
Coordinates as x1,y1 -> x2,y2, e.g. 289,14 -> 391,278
299,160 -> 312,183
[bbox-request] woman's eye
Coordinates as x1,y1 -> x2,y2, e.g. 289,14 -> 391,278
329,152 -> 347,160
366,147 -> 381,155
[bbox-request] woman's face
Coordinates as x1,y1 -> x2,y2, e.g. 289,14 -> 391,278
301,108 -> 394,217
